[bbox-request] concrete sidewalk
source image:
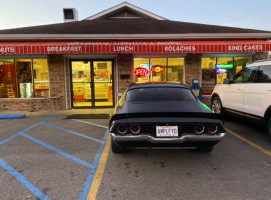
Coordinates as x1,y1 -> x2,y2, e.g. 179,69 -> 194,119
0,108 -> 114,117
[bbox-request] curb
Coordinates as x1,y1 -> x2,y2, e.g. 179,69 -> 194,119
0,114 -> 26,119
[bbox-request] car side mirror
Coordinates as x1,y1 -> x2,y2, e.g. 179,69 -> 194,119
223,79 -> 230,84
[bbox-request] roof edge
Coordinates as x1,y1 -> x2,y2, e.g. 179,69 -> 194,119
83,2 -> 167,20
0,33 -> 270,41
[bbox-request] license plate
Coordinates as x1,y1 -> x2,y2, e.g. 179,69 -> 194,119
156,126 -> 178,137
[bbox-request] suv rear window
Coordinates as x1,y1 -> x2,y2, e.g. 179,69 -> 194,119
126,87 -> 196,102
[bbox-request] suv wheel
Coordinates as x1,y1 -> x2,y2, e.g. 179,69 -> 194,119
267,118 -> 271,140
111,138 -> 126,153
211,97 -> 223,114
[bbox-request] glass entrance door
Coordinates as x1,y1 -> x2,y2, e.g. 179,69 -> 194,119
93,61 -> 113,107
72,61 -> 92,107
71,60 -> 113,108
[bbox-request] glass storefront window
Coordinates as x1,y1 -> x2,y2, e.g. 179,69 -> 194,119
0,58 -> 49,98
150,58 -> 166,82
0,59 -> 16,98
202,58 -> 216,95
134,58 -> 150,83
168,58 -> 184,82
134,57 -> 184,83
216,57 -> 233,84
33,59 -> 49,98
234,57 -> 251,74
16,59 -> 33,98
201,56 -> 251,95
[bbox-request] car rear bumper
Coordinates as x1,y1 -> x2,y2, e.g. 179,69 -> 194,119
110,132 -> 226,143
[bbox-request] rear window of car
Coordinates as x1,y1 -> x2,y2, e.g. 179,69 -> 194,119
126,87 -> 197,102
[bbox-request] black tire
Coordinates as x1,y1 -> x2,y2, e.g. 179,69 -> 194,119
195,145 -> 214,153
267,118 -> 271,140
111,138 -> 126,153
211,97 -> 223,114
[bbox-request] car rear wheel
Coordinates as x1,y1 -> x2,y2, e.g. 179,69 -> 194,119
111,138 -> 126,153
211,97 -> 223,114
267,118 -> 271,140
195,145 -> 214,153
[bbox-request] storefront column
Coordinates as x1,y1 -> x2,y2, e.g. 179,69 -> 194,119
184,54 -> 202,87
117,54 -> 134,101
47,55 -> 66,110
64,57 -> 71,109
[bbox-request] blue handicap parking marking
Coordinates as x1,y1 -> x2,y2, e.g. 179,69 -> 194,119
0,158 -> 51,200
0,115 -> 109,200
0,132 -> 22,147
0,116 -> 55,147
21,132 -> 95,169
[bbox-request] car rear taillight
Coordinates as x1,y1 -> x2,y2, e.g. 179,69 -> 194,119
194,124 -> 205,134
117,124 -> 127,134
130,124 -> 140,134
207,124 -> 218,134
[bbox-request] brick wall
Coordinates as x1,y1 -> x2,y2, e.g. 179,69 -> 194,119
0,98 -> 62,111
253,52 -> 269,61
47,54 -> 66,110
184,54 -> 202,87
202,96 -> 211,107
116,54 -> 134,101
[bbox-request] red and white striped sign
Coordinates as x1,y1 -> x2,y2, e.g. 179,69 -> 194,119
0,40 -> 270,55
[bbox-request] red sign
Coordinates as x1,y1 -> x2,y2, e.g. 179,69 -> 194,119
151,65 -> 165,73
0,40 -> 270,55
134,67 -> 149,77
101,71 -> 108,76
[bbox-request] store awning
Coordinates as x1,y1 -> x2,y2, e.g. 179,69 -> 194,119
0,40 -> 270,55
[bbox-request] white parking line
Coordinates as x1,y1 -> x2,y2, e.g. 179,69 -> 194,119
72,119 -> 108,129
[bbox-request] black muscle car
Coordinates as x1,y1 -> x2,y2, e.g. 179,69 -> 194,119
109,82 -> 226,153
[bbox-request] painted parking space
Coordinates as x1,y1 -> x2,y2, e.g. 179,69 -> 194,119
0,115 -> 109,200
45,117 -> 107,141
0,116 -> 48,143
96,121 -> 271,200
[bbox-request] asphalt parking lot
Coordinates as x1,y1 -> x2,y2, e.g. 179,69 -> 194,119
0,115 -> 108,200
1,114 -> 271,200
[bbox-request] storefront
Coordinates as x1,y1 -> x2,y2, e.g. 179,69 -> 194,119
0,2 -> 270,111
201,55 -> 252,95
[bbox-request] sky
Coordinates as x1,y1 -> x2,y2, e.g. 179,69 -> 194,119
0,0 -> 271,31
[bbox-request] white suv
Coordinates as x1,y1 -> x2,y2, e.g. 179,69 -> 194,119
211,59 -> 271,139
